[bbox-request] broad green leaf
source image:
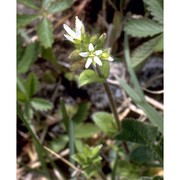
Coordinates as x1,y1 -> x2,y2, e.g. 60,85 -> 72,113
17,42 -> 40,73
41,47 -> 57,62
18,0 -> 39,9
47,0 -> 74,14
74,123 -> 100,139
115,119 -> 160,144
17,14 -> 39,28
73,102 -> 90,124
92,111 -> 117,136
130,145 -> 161,166
131,34 -> 163,68
25,73 -> 39,98
37,17 -> 54,48
124,18 -> 163,38
31,98 -> 53,111
144,0 -> 163,24
48,135 -> 68,153
115,119 -> 163,164
154,34 -> 163,52
78,69 -> 105,87
75,139 -> 83,152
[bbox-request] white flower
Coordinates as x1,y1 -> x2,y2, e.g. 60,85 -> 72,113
79,43 -> 103,68
63,16 -> 84,43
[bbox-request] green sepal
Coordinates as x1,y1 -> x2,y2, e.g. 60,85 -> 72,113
68,50 -> 81,61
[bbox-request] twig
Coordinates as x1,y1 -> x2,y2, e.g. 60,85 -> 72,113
43,146 -> 83,174
145,95 -> 164,111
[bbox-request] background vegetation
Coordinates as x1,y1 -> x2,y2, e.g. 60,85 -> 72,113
17,0 -> 163,179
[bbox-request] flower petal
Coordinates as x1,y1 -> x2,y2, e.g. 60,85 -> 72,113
107,56 -> 114,61
95,50 -> 103,56
63,24 -> 76,38
94,56 -> 102,66
75,16 -> 84,30
79,52 -> 89,57
88,43 -> 94,52
64,34 -> 75,42
85,58 -> 92,68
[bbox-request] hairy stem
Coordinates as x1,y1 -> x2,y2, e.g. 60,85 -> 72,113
95,65 -> 129,155
96,65 -> 121,130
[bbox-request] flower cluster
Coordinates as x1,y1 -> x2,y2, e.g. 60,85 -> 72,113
63,16 -> 114,69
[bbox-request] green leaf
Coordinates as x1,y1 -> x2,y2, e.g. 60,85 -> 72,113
37,17 -> 54,48
42,0 -> 53,8
17,76 -> 28,102
18,0 -> 39,9
17,14 -> 39,28
92,111 -> 117,136
73,102 -> 90,124
31,98 -> 53,111
17,35 -> 24,63
115,119 -> 160,144
40,46 -> 61,67
143,0 -> 163,24
74,123 -> 100,139
72,144 -> 102,178
47,0 -> 74,14
48,135 -> 68,153
17,42 -> 40,73
24,103 -> 34,120
25,73 -> 39,98
78,69 -> 105,87
131,34 -> 163,69
100,61 -> 110,79
130,145 -> 161,166
124,18 -> 163,38
154,33 -> 163,52
60,99 -> 70,131
115,78 -> 163,133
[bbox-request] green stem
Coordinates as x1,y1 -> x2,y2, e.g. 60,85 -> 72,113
69,118 -> 76,178
96,65 -> 121,130
111,154 -> 119,180
95,65 -> 129,154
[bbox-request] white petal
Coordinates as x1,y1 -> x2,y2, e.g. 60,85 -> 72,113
94,56 -> 102,66
85,58 -> 92,68
76,29 -> 81,39
88,43 -> 94,52
63,24 -> 76,38
95,50 -> 103,56
64,34 -> 75,42
75,16 -> 85,33
107,56 -> 114,61
79,52 -> 89,57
